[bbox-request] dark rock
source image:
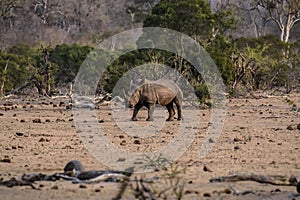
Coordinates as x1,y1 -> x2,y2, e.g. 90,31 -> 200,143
203,165 -> 213,172
56,118 -> 65,122
133,140 -> 141,145
64,160 -> 85,175
15,132 -> 24,137
51,185 -> 58,190
203,193 -> 211,197
297,124 -> 300,130
297,182 -> 300,193
79,184 -> 87,189
32,118 -> 42,123
287,125 -> 293,130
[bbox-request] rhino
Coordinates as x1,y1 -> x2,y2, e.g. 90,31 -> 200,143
125,80 -> 183,121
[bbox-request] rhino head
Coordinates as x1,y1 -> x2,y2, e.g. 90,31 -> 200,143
128,88 -> 141,108
123,78 -> 147,108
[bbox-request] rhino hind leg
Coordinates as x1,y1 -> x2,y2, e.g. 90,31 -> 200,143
166,102 -> 175,121
174,97 -> 183,120
146,104 -> 155,121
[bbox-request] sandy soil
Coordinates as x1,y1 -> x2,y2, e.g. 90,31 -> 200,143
0,92 -> 299,200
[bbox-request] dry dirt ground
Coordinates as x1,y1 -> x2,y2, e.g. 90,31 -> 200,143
0,92 -> 299,200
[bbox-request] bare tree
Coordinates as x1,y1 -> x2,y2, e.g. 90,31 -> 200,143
252,0 -> 300,43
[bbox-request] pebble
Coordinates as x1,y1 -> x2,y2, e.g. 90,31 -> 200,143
33,118 -> 42,123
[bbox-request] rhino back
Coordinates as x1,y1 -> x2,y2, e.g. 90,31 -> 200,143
143,83 -> 176,105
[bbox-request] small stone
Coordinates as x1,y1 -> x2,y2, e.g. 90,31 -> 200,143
208,138 -> 215,143
15,132 -> 24,137
79,184 -> 87,189
98,119 -> 104,123
51,185 -> 58,190
234,145 -> 240,150
0,157 -> 11,163
287,125 -> 293,130
33,118 -> 42,123
94,189 -> 101,192
297,182 -> 300,193
0,113 -> 4,116
297,124 -> 300,130
39,138 -> 46,142
45,119 -> 51,122
133,140 -> 141,145
20,119 -> 26,123
233,137 -> 242,142
120,140 -> 126,146
203,165 -> 213,172
203,193 -> 211,197
224,188 -> 231,194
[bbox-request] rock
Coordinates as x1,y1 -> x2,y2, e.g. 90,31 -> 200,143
233,137 -> 243,142
15,132 -> 24,137
1,156 -> 11,163
287,125 -> 293,130
0,113 -> 3,116
297,182 -> 300,193
3,102 -> 13,106
234,145 -> 240,150
208,138 -> 215,143
203,193 -> 211,197
79,184 -> 87,189
120,140 -> 126,146
56,118 -> 65,122
297,124 -> 300,130
51,185 -> 58,190
64,160 -> 85,175
20,119 -> 26,123
133,140 -> 141,145
203,165 -> 213,172
32,118 -> 42,123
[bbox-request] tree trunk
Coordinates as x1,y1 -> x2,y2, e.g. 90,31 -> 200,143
0,59 -> 9,95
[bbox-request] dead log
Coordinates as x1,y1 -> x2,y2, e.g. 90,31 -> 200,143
210,173 -> 298,186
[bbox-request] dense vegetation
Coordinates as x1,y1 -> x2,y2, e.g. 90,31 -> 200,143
0,0 -> 299,100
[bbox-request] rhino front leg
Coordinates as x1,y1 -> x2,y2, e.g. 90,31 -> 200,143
146,104 -> 155,121
166,102 -> 175,121
132,103 -> 142,121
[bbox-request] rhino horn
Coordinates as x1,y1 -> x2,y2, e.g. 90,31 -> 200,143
123,88 -> 129,99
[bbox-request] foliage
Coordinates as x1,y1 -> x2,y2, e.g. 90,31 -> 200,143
49,44 -> 93,84
0,50 -> 30,95
234,35 -> 299,92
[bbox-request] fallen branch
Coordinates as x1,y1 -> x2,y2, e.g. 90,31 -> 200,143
210,173 -> 298,186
